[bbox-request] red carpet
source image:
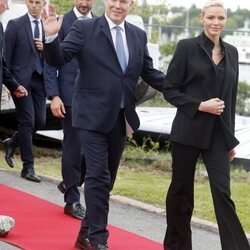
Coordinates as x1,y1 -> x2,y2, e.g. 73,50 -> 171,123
0,184 -> 162,250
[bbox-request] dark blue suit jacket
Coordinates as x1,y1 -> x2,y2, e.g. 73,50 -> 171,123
0,22 -> 19,108
44,10 -> 95,106
44,15 -> 165,133
4,13 -> 43,86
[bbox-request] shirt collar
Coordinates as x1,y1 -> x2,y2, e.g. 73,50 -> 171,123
104,13 -> 125,31
202,32 -> 225,53
28,13 -> 40,23
73,7 -> 92,19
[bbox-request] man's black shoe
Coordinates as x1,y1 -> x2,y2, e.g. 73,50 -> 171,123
2,138 -> 16,168
57,181 -> 66,194
90,244 -> 109,250
64,202 -> 85,220
21,170 -> 41,183
74,236 -> 90,250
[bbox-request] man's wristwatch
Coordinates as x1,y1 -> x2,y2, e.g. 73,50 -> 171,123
48,96 -> 56,101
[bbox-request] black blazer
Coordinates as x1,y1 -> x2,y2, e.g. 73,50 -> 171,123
4,14 -> 44,86
0,22 -> 19,109
164,33 -> 239,150
44,15 -> 165,133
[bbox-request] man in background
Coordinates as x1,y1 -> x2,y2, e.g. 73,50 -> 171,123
0,0 -> 27,108
0,0 -> 27,239
3,0 -> 46,183
44,0 -> 95,220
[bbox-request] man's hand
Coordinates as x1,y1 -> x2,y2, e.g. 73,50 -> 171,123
198,98 -> 225,115
34,38 -> 44,52
41,4 -> 63,36
50,96 -> 66,118
13,86 -> 28,98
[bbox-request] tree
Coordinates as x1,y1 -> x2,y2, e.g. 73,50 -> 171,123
160,41 -> 177,57
92,0 -> 105,16
52,0 -> 73,14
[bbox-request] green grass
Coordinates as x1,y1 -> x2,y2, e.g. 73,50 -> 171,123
0,146 -> 62,179
0,143 -> 249,233
113,168 -> 170,208
113,165 -> 250,233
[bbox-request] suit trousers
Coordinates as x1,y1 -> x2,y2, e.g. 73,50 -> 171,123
61,106 -> 85,204
164,128 -> 250,250
12,73 -> 46,172
77,109 -> 126,245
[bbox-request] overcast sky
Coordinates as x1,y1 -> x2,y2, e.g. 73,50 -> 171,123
166,0 -> 250,11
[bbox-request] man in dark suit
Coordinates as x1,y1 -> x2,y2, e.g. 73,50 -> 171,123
44,0 -> 95,220
42,1 -> 166,249
3,0 -> 46,183
0,0 -> 27,110
0,0 -> 27,238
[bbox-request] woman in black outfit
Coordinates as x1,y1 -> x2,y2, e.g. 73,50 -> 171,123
163,1 -> 250,249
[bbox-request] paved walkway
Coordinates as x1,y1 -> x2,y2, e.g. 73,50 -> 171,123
0,169 -> 248,250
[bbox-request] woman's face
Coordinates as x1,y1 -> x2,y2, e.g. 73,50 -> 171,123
200,5 -> 227,40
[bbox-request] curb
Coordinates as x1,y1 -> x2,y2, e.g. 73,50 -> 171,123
110,195 -> 250,242
110,195 -> 219,231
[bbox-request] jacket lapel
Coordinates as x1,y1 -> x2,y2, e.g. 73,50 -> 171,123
68,9 -> 77,23
100,15 -> 126,73
220,44 -> 236,99
99,16 -> 136,74
197,34 -> 234,99
0,22 -> 3,68
124,22 -> 134,72
24,14 -> 37,55
100,15 -> 115,51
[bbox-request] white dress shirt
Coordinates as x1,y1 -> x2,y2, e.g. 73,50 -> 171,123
28,13 -> 42,40
105,13 -> 129,65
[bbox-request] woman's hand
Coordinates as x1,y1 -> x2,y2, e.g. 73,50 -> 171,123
198,98 -> 225,115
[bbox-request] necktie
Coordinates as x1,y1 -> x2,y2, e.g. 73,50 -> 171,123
115,26 -> 127,108
33,20 -> 40,39
33,20 -> 43,74
115,26 -> 127,72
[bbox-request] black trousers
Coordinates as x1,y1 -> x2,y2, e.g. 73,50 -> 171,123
164,129 -> 250,250
77,110 -> 126,245
12,73 -> 46,172
61,106 -> 85,204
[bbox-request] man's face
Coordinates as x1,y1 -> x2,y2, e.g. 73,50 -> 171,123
74,0 -> 94,16
105,0 -> 133,25
0,0 -> 9,15
25,0 -> 45,19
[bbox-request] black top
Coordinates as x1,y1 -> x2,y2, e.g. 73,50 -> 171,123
203,33 -> 226,129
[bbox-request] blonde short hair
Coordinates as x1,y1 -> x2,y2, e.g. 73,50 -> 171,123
201,0 -> 227,16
